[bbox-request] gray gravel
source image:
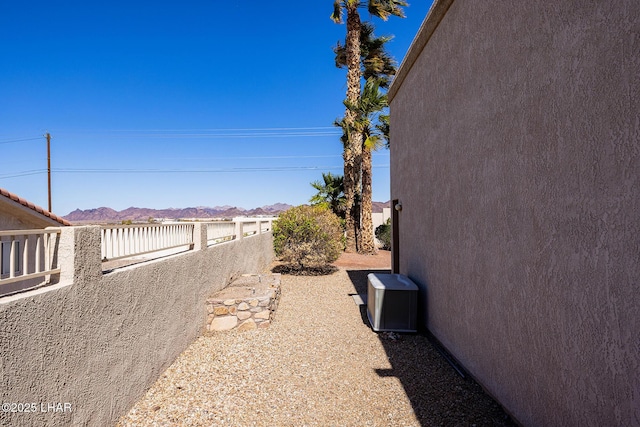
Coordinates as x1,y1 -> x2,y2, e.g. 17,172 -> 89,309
117,268 -> 515,426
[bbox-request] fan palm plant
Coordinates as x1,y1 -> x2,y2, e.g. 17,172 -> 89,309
310,172 -> 347,219
345,78 -> 388,253
333,22 -> 398,88
331,0 -> 406,252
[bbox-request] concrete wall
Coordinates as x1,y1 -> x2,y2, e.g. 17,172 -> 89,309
389,1 -> 639,426
0,226 -> 274,426
372,208 -> 391,248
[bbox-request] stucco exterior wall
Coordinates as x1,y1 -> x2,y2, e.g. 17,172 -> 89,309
0,226 -> 274,426
389,1 -> 639,426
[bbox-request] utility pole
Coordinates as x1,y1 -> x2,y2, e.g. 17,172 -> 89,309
46,132 -> 52,212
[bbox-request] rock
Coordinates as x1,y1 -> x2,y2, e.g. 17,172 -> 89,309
209,316 -> 238,331
214,306 -> 229,316
237,319 -> 257,331
254,310 -> 271,320
223,299 -> 236,306
237,302 -> 250,311
207,305 -> 214,314
237,311 -> 252,321
249,299 -> 259,307
228,306 -> 237,315
257,320 -> 271,329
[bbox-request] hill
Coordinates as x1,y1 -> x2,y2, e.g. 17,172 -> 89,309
64,201 -> 391,223
64,203 -> 294,223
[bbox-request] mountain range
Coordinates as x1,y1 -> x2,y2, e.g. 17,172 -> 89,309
64,203 -> 294,223
64,201 -> 390,223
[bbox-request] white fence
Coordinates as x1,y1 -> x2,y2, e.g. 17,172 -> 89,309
0,228 -> 61,287
235,219 -> 273,238
207,222 -> 236,245
0,219 -> 275,294
101,223 -> 195,261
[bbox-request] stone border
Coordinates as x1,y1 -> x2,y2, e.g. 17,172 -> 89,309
206,274 -> 281,332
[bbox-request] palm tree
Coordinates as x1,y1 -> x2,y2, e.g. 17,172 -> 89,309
333,22 -> 398,88
345,78 -> 388,254
310,172 -> 346,219
331,0 -> 405,252
331,1 -> 363,252
333,17 -> 398,253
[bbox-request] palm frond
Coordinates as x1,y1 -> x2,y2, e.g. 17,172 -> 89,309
367,0 -> 407,21
330,0 -> 344,23
376,114 -> 390,148
334,117 -> 351,147
364,134 -> 384,151
309,172 -> 346,218
333,40 -> 347,68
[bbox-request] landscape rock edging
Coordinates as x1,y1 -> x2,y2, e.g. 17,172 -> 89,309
206,274 -> 281,332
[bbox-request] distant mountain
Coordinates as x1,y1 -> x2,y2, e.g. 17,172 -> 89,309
65,207 -> 120,221
261,203 -> 291,213
372,200 -> 391,213
64,201 -> 391,223
64,203 -> 294,223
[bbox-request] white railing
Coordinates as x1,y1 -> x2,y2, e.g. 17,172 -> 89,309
206,222 -> 236,245
0,219 -> 276,293
260,220 -> 273,233
102,219 -> 274,261
242,221 -> 259,236
235,218 -> 274,238
0,228 -> 61,287
101,223 -> 194,261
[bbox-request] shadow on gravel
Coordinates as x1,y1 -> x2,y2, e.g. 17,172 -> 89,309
346,269 -> 516,427
271,263 -> 338,276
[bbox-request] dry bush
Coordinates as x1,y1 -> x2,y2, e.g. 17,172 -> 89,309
273,205 -> 343,273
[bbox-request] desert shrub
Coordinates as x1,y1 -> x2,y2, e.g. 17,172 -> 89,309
375,219 -> 391,250
273,205 -> 343,272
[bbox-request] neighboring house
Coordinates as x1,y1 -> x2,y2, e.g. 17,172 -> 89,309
0,187 -> 71,294
388,1 -> 638,426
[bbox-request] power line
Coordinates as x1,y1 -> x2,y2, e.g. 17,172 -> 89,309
41,164 -> 389,174
120,132 -> 341,139
52,132 -> 341,140
156,153 -> 388,161
0,165 -> 390,180
52,126 -> 339,133
45,127 -> 343,140
0,170 -> 47,179
0,137 -> 42,145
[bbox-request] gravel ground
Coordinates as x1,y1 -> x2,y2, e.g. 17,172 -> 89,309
117,262 -> 515,427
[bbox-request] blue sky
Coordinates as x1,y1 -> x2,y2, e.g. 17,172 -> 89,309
0,1 -> 433,216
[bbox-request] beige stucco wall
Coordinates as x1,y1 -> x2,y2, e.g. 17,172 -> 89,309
0,226 -> 274,426
389,1 -> 639,426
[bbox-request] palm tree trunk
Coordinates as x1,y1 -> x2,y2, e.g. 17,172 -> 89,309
359,146 -> 377,254
342,5 -> 363,253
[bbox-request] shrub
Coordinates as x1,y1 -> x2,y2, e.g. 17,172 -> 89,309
375,219 -> 391,250
273,205 -> 343,272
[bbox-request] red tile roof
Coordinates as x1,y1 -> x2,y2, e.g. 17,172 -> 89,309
0,187 -> 72,226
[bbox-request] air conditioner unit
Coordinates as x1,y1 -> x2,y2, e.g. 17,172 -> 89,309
367,273 -> 418,333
